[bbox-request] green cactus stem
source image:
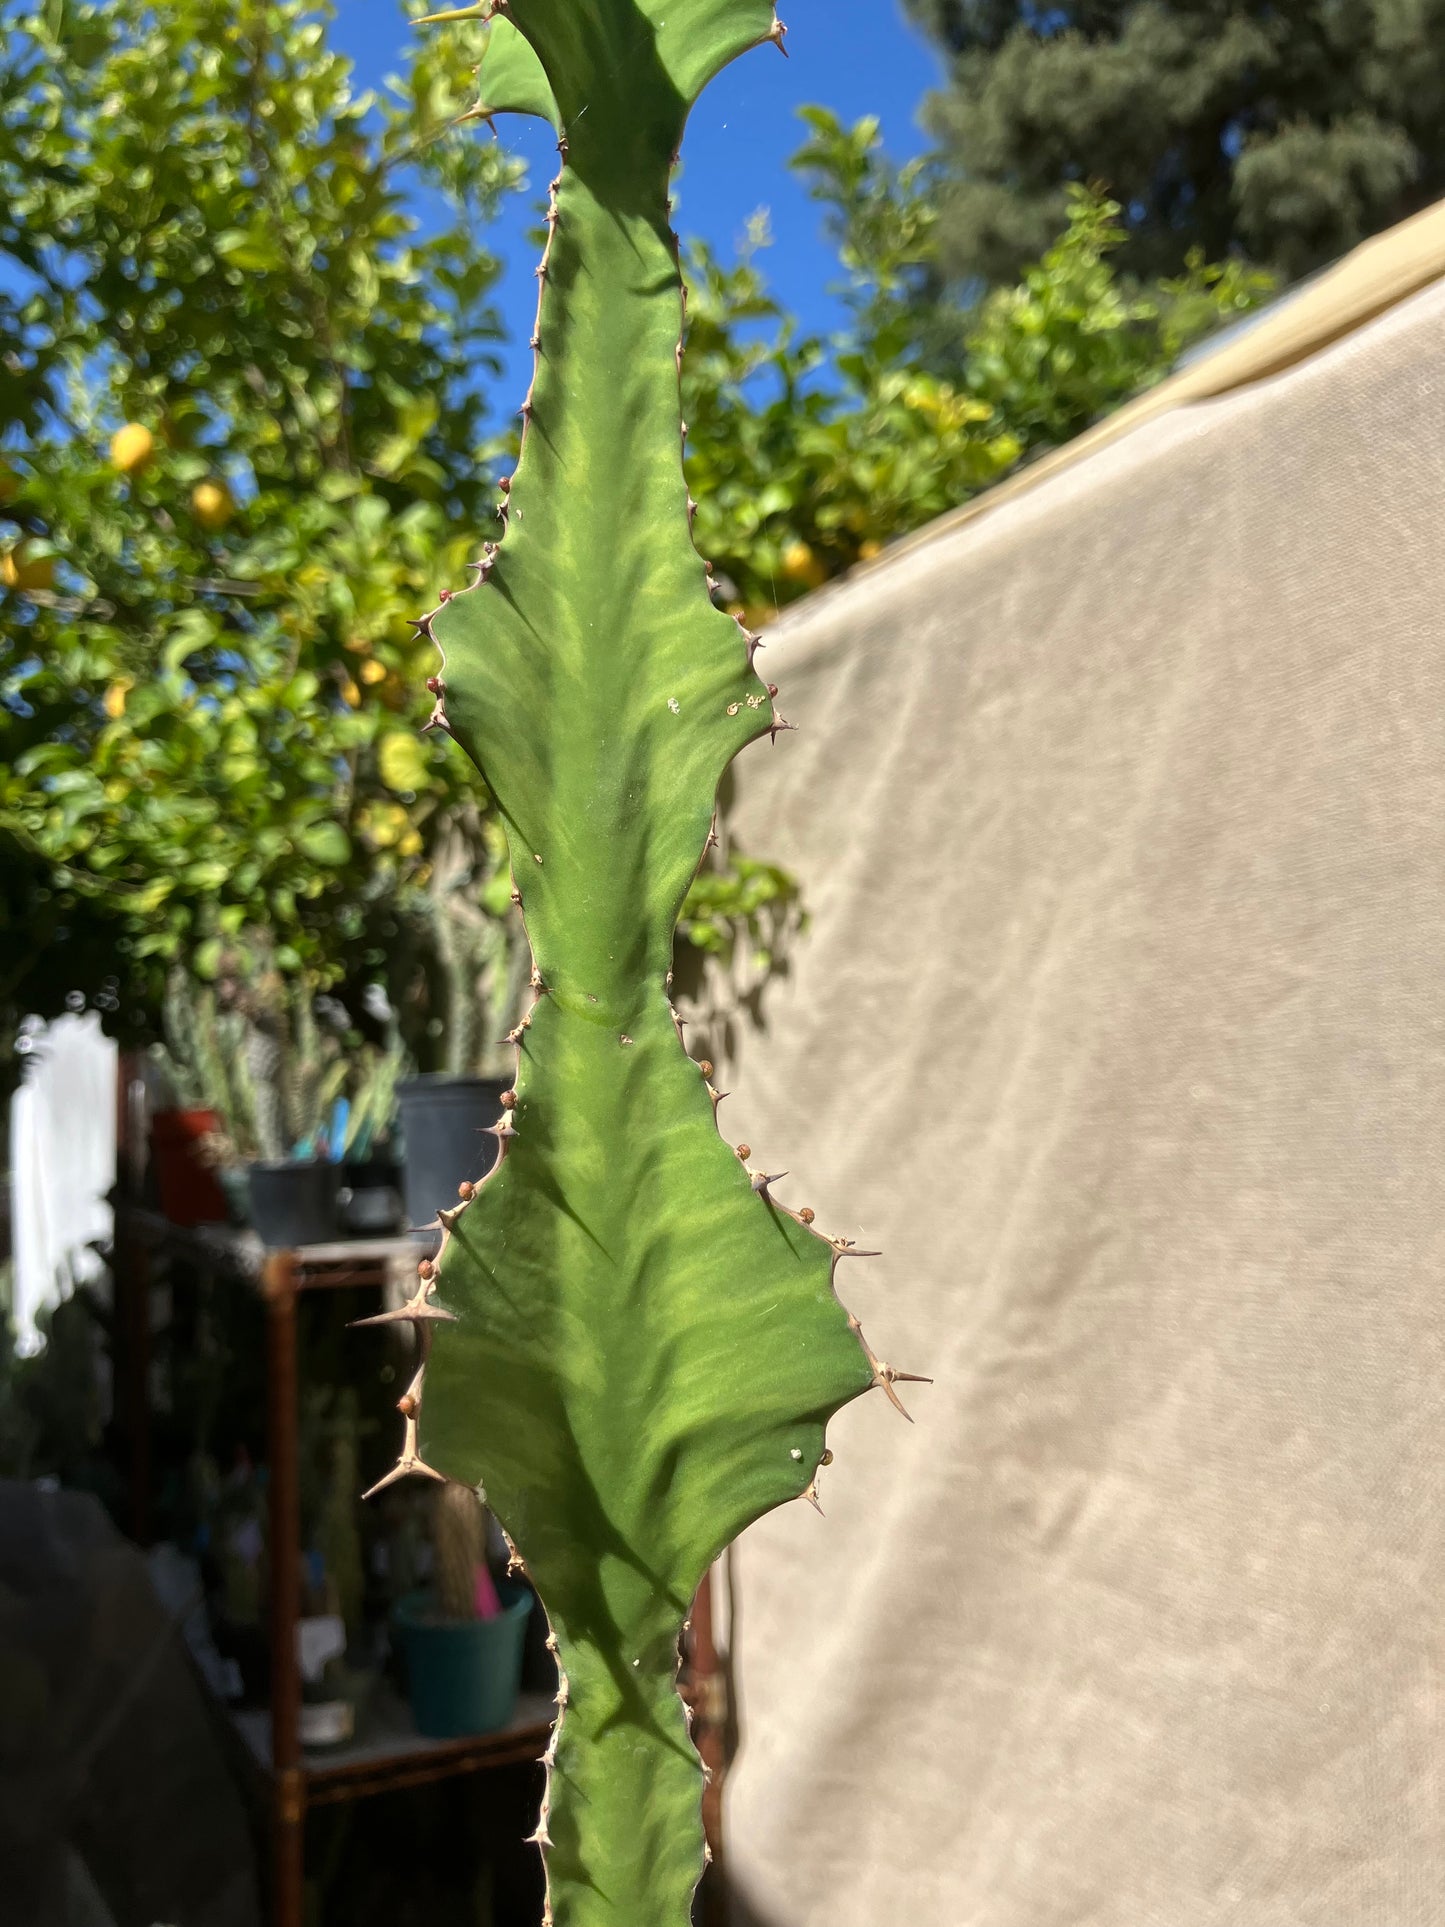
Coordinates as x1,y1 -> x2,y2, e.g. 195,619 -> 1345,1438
359,7 -> 923,1923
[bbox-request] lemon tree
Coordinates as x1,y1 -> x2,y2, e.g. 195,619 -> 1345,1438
0,0 -> 520,1035
684,110 -> 1272,623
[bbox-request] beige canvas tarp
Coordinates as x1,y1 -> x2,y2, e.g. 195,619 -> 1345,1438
716,232 -> 1445,1927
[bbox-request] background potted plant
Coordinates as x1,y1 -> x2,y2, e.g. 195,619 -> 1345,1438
154,938 -> 412,1246
147,970 -> 236,1227
390,805 -> 530,1232
216,938 -> 350,1247
336,1030 -> 407,1236
393,1482 -> 531,1740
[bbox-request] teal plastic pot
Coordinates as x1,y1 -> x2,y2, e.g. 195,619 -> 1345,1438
394,1582 -> 532,1738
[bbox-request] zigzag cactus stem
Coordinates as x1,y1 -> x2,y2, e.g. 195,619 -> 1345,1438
367,5 -> 926,1923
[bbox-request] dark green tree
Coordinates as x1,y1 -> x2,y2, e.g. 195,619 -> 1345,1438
905,0 -> 1442,284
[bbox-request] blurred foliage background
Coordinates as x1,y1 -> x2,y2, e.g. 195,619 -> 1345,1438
0,0 -> 1280,1077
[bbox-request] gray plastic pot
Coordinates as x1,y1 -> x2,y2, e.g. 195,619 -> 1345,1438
395,1075 -> 504,1233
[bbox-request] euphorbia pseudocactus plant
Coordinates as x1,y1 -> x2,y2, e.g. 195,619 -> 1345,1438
360,5 -> 921,1922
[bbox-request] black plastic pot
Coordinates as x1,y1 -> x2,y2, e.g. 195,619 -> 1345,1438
339,1156 -> 403,1237
246,1159 -> 341,1249
396,1075 -> 505,1234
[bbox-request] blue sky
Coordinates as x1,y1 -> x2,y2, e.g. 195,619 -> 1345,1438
331,1 -> 943,404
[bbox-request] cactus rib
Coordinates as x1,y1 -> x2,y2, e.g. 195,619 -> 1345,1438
370,7 -> 916,1922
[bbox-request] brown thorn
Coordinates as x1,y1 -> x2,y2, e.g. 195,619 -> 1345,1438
361,1457 -> 440,1500
361,1413 -> 446,1497
801,1478 -> 823,1514
350,1300 -> 456,1328
873,1370 -> 916,1422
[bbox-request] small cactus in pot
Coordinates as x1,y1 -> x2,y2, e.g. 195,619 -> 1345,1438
394,1482 -> 530,1738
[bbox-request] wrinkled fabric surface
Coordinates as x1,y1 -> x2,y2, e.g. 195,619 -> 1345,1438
719,278 -> 1445,1927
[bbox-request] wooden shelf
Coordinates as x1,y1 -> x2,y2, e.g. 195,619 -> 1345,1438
112,1213 -> 499,1927
116,1204 -> 437,1289
231,1691 -> 556,1806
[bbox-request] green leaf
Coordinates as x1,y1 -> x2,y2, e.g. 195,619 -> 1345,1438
377,728 -> 429,794
192,936 -> 224,979
296,820 -> 351,865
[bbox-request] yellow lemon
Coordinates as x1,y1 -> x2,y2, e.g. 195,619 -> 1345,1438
0,542 -> 54,593
110,422 -> 155,475
339,676 -> 362,708
103,678 -> 133,720
190,479 -> 235,532
779,539 -> 827,589
858,538 -> 883,562
359,657 -> 388,686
